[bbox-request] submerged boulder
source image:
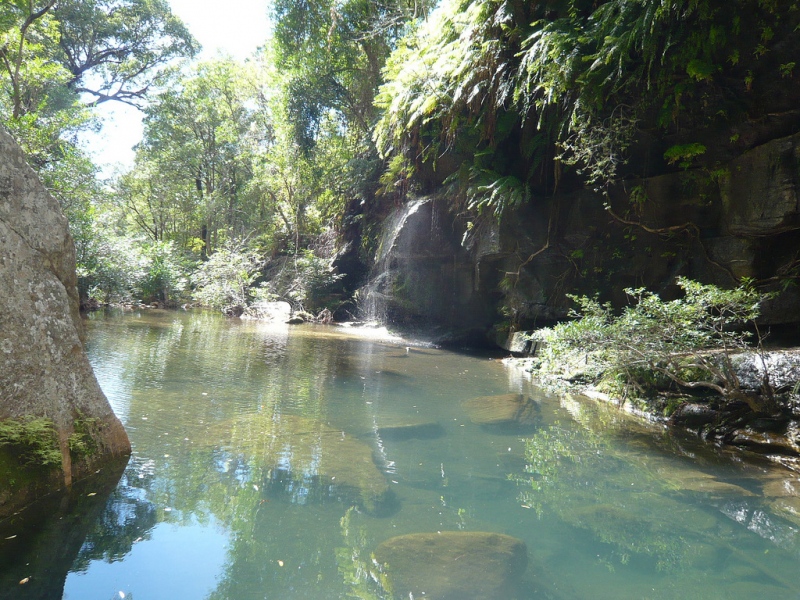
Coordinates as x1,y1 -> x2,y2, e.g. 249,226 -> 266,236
762,475 -> 800,526
461,393 -> 538,428
376,419 -> 444,441
648,459 -> 755,497
373,531 -> 528,600
0,126 -> 129,513
225,413 -> 392,514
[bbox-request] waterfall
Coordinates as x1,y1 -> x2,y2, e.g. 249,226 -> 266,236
357,198 -> 432,324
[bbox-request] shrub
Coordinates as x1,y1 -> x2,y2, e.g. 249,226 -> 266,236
136,241 -> 190,305
192,242 -> 264,312
78,232 -> 144,304
535,278 -> 772,404
287,250 -> 345,313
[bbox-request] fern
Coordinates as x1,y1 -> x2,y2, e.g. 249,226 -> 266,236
375,0 -> 797,217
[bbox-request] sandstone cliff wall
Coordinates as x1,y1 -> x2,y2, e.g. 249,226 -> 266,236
357,128 -> 800,346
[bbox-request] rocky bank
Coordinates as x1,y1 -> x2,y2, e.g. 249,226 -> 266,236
504,348 -> 800,471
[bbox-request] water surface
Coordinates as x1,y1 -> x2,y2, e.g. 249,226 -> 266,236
3,309 -> 800,599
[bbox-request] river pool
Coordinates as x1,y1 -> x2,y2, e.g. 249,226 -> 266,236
3,309 -> 800,599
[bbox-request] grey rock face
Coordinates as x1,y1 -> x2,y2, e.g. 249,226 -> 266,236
358,198 -> 496,341
721,132 -> 800,236
0,126 -> 130,492
731,351 -> 800,392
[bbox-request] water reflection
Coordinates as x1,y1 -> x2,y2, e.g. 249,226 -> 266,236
0,459 -> 127,600
3,309 -> 800,599
518,394 -> 800,598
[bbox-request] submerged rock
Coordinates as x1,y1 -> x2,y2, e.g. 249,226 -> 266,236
648,460 -> 755,497
225,413 -> 392,514
763,476 -> 800,498
461,393 -> 538,428
376,420 -> 444,441
769,497 -> 800,527
761,473 -> 800,525
727,428 -> 800,455
373,531 -> 528,600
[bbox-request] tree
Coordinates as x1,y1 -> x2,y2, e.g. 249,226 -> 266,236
0,0 -> 59,119
191,241 -> 263,314
0,0 -> 197,307
133,59 -> 264,255
56,0 -> 197,107
272,0 -> 434,152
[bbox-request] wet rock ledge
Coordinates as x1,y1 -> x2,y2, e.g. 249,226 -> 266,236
505,349 -> 800,471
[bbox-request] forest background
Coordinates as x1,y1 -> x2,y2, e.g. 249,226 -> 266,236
3,0 -> 798,322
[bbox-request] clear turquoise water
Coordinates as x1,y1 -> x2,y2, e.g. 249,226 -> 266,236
4,309 -> 800,599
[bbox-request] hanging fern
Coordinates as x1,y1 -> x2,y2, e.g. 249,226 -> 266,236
374,0 -> 800,217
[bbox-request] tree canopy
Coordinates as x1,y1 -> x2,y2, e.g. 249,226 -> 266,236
3,0 -> 799,313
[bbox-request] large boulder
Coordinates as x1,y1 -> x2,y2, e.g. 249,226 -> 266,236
373,531 -> 528,600
0,126 -> 130,511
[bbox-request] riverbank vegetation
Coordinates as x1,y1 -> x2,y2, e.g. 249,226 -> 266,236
2,1 -> 799,332
1,0 -> 435,314
528,278 -> 775,407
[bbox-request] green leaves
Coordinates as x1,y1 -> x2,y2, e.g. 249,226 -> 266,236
374,0 -> 799,217
191,241 -> 263,311
0,417 -> 62,468
56,0 -> 198,107
535,278 -> 769,400
663,142 -> 707,169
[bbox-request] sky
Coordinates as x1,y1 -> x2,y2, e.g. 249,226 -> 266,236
81,0 -> 271,177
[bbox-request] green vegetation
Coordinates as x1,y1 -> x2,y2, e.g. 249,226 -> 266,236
375,0 -> 799,213
0,0 -> 197,293
190,242 -> 264,313
0,0 -> 445,313
0,417 -> 61,468
2,0 -> 798,329
531,278 -> 771,405
68,415 -> 101,458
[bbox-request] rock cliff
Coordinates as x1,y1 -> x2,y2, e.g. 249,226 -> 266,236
356,125 -> 800,348
0,126 -> 130,514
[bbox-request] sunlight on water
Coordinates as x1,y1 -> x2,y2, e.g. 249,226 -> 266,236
3,309 -> 800,599
332,321 -> 404,342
